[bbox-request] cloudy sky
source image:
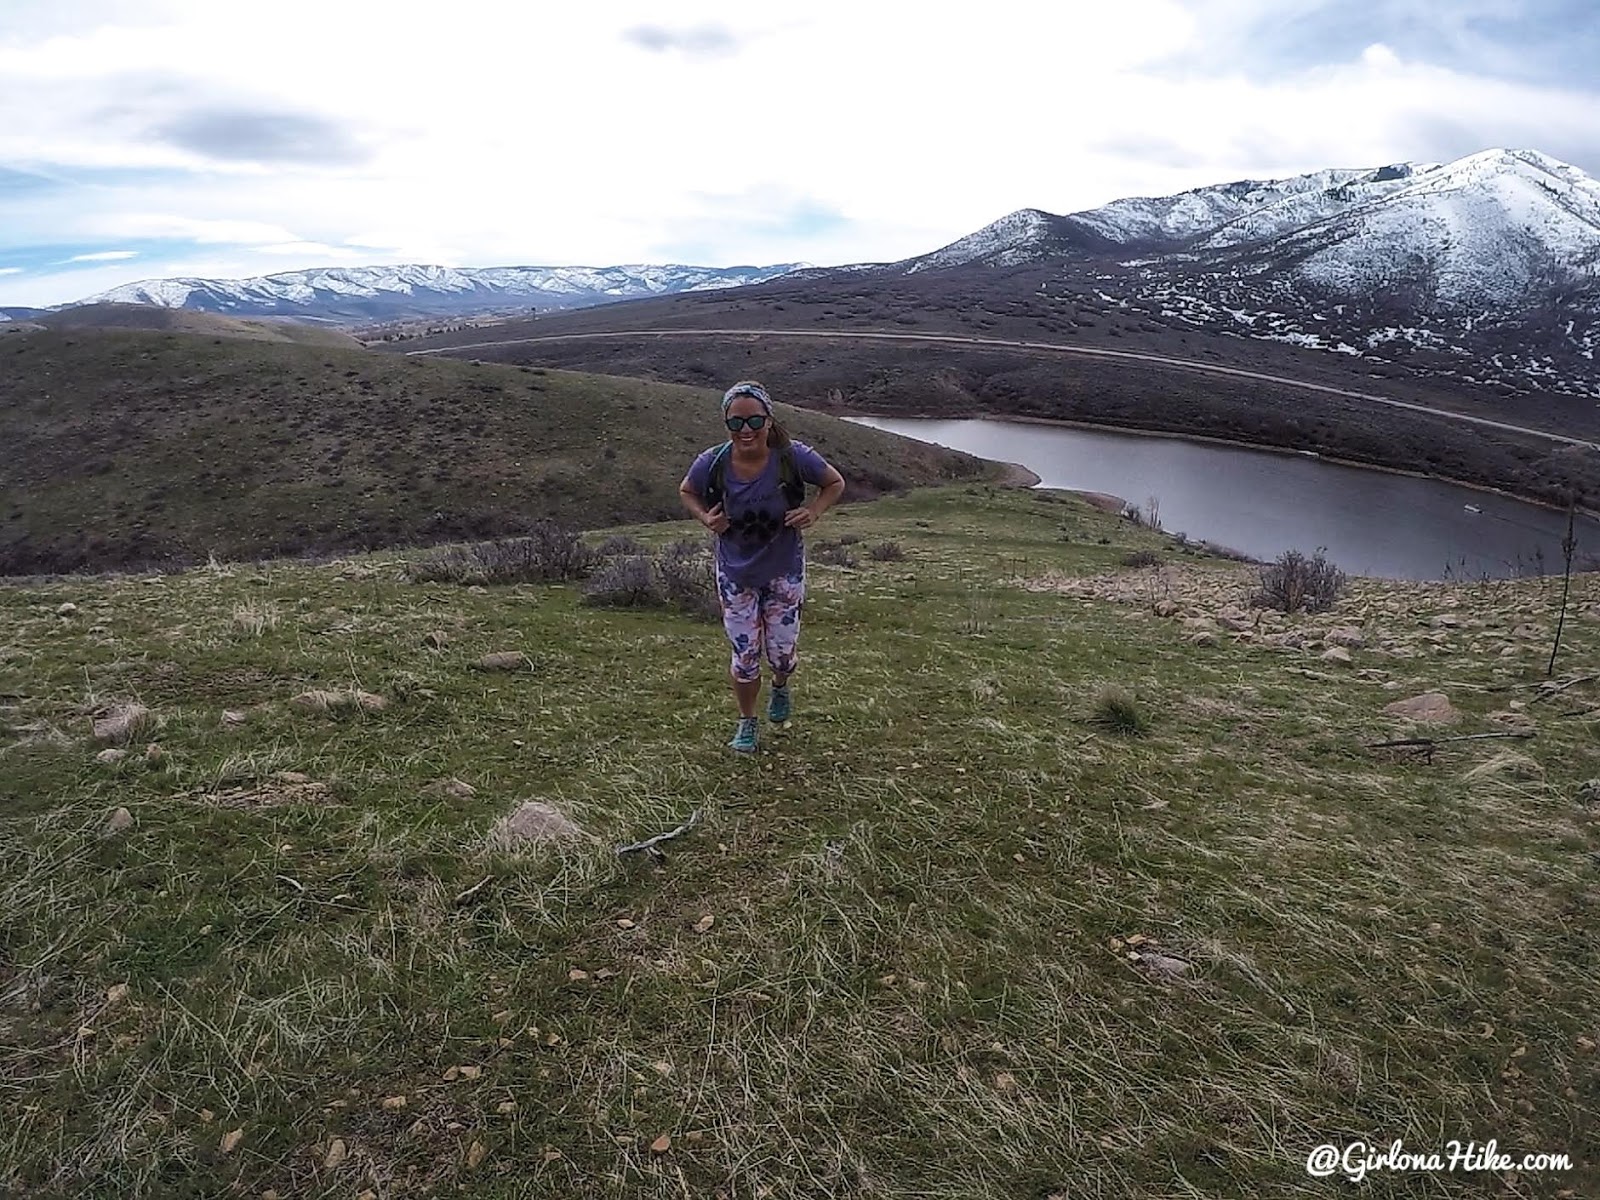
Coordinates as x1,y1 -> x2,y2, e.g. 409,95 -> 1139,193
2,0 -> 1598,306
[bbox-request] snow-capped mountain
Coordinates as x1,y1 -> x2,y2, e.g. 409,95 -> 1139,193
70,262 -> 807,323
888,149 -> 1600,395
907,150 -> 1600,303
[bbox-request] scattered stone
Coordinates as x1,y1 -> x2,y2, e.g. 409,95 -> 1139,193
425,630 -> 451,649
1216,607 -> 1252,632
1320,647 -> 1353,666
694,915 -> 716,933
56,602 -> 78,617
1186,631 -> 1219,648
323,1138 -> 348,1169
1499,646 -> 1519,658
486,801 -> 589,850
1430,614 -> 1461,629
1576,780 -> 1600,806
1324,626 -> 1365,648
443,777 -> 476,800
106,807 -> 135,834
1382,692 -> 1460,725
466,1141 -> 489,1168
1153,599 -> 1179,618
92,703 -> 151,744
1181,617 -> 1217,632
1133,951 -> 1191,981
1513,623 -> 1542,639
220,1128 -> 244,1154
289,689 -> 388,714
143,743 -> 166,768
475,651 -> 530,672
221,710 -> 248,727
95,748 -> 127,765
106,983 -> 129,1004
650,1134 -> 672,1155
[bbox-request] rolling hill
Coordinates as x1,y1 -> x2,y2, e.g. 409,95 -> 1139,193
30,303 -> 364,348
0,330 -> 1003,575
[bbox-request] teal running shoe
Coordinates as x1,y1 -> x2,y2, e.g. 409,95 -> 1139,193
767,684 -> 792,723
729,717 -> 758,753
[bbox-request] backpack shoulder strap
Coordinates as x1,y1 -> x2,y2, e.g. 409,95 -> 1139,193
704,442 -> 732,507
778,444 -> 805,509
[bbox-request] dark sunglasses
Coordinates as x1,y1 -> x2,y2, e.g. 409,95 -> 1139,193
725,414 -> 769,431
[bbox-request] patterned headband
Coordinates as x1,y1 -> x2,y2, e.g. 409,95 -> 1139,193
721,381 -> 773,416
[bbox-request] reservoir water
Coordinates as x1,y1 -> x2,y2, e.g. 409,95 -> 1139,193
850,416 -> 1597,581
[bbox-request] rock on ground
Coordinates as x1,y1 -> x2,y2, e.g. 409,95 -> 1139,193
1382,692 -> 1460,725
290,689 -> 388,713
487,801 -> 589,850
92,703 -> 151,744
475,651 -> 530,671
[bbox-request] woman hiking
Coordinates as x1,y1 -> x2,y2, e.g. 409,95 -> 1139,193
679,381 -> 846,753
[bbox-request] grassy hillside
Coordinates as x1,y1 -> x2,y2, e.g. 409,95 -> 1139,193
2,487 -> 1596,1197
34,303 -> 363,349
0,331 -> 1000,574
398,330 -> 1600,515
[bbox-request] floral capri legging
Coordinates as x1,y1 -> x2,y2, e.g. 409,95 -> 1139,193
715,563 -> 806,684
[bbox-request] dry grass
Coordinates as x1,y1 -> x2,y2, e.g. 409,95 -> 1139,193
1,486 -> 1596,1197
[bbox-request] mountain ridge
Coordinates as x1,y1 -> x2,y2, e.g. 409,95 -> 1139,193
30,261 -> 811,325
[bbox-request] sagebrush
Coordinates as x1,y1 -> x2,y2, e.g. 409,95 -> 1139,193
1254,548 -> 1347,613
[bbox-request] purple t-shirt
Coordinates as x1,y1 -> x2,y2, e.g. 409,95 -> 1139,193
686,440 -> 831,588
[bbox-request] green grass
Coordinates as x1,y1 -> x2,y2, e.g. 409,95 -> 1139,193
2,487 -> 1597,1197
0,330 -> 998,574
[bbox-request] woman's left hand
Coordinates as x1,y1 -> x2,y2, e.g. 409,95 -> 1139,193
783,506 -> 817,530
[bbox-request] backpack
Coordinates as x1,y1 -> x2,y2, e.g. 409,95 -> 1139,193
703,441 -> 806,512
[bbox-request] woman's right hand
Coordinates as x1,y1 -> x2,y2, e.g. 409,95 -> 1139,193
701,503 -> 730,534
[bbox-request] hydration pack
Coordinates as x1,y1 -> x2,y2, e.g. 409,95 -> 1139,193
703,442 -> 806,511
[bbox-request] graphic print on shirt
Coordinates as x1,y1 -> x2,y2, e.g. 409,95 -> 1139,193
728,503 -> 784,546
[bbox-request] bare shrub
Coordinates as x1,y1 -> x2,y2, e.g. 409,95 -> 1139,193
814,542 -> 858,568
868,541 -> 905,561
1254,548 -> 1348,614
580,556 -> 663,608
1122,495 -> 1162,530
1121,550 -> 1162,568
408,520 -> 596,585
596,534 -> 649,557
656,540 -> 719,622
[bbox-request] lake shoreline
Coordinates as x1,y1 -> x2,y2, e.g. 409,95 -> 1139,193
855,409 -> 1600,524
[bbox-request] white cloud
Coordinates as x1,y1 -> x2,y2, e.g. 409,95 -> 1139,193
61,249 -> 138,262
0,267 -> 23,275
0,0 -> 1597,305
